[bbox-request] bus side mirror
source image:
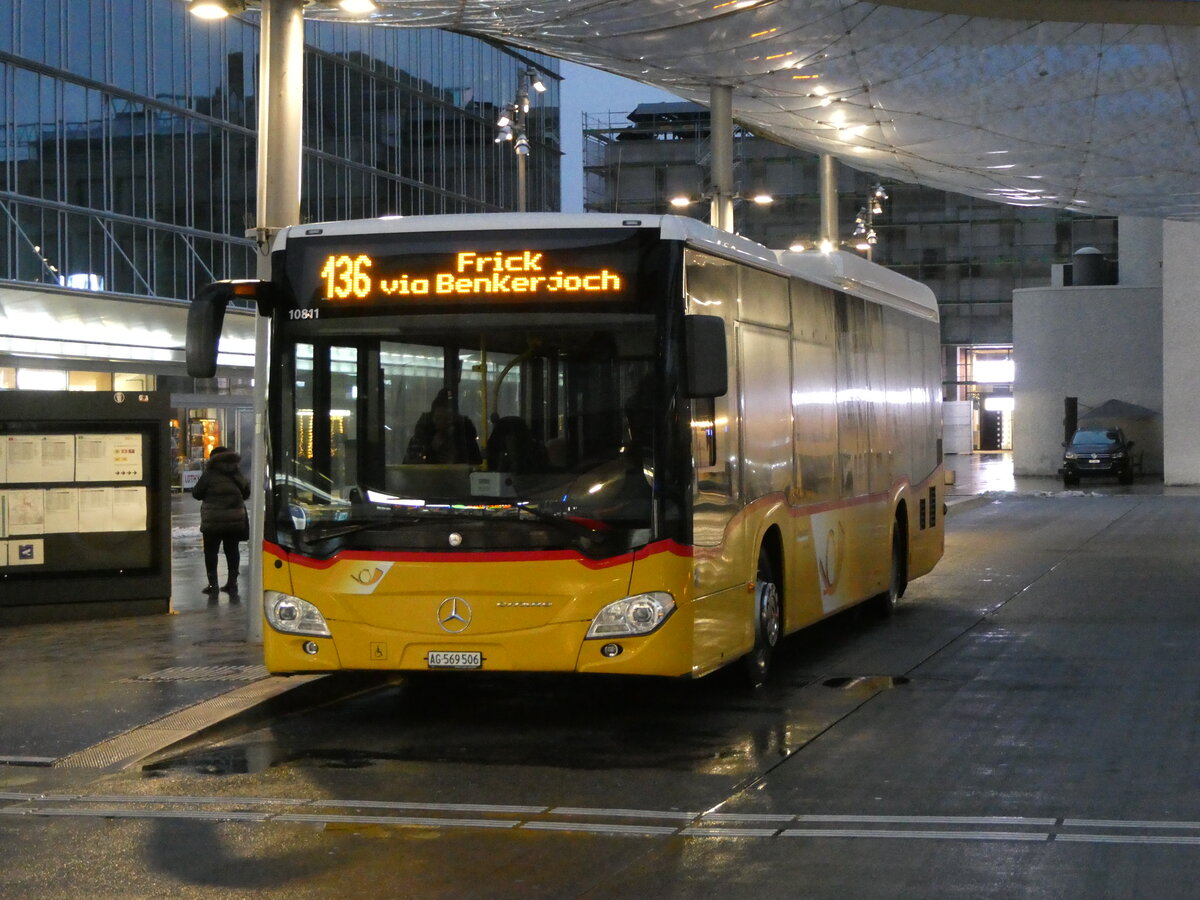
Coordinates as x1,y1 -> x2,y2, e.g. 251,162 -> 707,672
683,314 -> 728,398
186,280 -> 273,378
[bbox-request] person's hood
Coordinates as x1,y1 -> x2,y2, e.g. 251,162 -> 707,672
209,448 -> 242,469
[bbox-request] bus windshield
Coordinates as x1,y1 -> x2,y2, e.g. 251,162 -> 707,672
274,310 -> 660,560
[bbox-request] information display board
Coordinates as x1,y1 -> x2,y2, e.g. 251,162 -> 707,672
0,392 -> 171,623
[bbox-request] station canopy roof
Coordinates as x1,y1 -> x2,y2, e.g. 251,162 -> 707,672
306,0 -> 1200,220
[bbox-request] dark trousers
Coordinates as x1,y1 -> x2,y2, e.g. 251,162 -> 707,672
202,532 -> 242,586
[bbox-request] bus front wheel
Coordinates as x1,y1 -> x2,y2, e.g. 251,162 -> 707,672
742,550 -> 782,688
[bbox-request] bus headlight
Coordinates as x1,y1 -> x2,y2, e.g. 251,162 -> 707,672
586,592 -> 675,639
265,590 -> 332,637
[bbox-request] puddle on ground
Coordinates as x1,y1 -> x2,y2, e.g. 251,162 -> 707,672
143,743 -> 283,777
822,675 -> 910,691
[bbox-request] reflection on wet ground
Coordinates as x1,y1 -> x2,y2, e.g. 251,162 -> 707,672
943,450 -> 1196,496
142,608 -> 909,783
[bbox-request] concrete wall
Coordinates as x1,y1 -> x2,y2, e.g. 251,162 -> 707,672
1117,216 -> 1164,287
1163,220 -> 1200,484
1012,284 -> 1162,476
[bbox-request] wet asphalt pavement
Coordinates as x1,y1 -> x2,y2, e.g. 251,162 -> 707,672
4,483 -> 1200,897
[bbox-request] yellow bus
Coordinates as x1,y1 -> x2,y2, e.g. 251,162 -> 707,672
187,213 -> 943,685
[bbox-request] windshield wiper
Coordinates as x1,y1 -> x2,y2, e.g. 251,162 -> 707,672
299,516 -> 429,540
504,503 -> 606,540
297,504 -> 486,537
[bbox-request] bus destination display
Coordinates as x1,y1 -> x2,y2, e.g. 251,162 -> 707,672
291,242 -> 639,317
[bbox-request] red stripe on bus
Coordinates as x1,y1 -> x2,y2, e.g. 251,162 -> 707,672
263,538 -> 692,571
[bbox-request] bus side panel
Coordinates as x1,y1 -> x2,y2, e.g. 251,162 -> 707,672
685,249 -> 753,676
783,510 -> 823,632
801,495 -> 892,616
908,466 -> 946,582
689,544 -> 755,678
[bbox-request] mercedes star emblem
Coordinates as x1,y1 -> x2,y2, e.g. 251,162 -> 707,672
437,597 -> 472,633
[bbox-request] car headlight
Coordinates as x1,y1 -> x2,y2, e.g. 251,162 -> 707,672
1112,451 -> 1126,459
265,590 -> 331,637
586,592 -> 675,639
1064,452 -> 1078,460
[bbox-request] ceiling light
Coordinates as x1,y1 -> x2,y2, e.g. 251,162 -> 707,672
338,0 -> 377,12
670,196 -> 692,208
751,193 -> 773,205
189,0 -> 243,19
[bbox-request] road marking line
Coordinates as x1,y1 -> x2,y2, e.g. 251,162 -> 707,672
85,794 -> 306,806
276,813 -> 519,829
321,800 -> 547,815
794,814 -> 1058,826
782,828 -> 1051,842
1064,819 -> 1200,830
1056,834 -> 1200,846
523,821 -> 679,835
2,807 -> 271,822
701,813 -> 795,823
6,793 -> 1200,847
549,807 -> 697,820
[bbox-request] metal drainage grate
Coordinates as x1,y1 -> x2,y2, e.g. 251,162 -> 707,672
130,665 -> 269,683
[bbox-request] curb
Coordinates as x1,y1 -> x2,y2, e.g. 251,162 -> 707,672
946,495 -> 992,516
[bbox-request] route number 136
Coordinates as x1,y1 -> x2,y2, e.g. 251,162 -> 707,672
320,254 -> 373,299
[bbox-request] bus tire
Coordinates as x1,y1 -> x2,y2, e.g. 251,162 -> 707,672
870,525 -> 906,618
742,548 -> 782,688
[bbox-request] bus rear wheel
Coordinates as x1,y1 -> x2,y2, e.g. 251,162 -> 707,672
869,526 -> 906,617
742,550 -> 782,688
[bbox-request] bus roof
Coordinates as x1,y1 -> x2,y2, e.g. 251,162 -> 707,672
276,212 -> 938,322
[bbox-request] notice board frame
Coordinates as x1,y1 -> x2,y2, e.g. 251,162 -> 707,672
0,391 -> 172,624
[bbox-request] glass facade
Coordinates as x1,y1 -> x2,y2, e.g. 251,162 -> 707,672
0,0 -> 561,304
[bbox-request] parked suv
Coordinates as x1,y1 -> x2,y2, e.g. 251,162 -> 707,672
1062,427 -> 1135,486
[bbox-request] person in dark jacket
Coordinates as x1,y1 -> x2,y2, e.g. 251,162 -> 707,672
191,445 -> 251,596
402,389 -> 482,465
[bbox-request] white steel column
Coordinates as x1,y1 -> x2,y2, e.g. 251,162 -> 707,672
248,0 -> 306,641
819,154 -> 838,248
1162,220 -> 1200,484
709,84 -> 734,232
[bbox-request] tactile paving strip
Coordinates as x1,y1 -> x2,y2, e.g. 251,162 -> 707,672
55,675 -> 319,770
128,665 -> 270,683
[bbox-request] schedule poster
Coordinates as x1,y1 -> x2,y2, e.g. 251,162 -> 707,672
76,433 -> 142,482
3,435 -> 76,484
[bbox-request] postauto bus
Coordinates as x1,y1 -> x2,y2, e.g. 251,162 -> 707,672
187,213 -> 944,685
